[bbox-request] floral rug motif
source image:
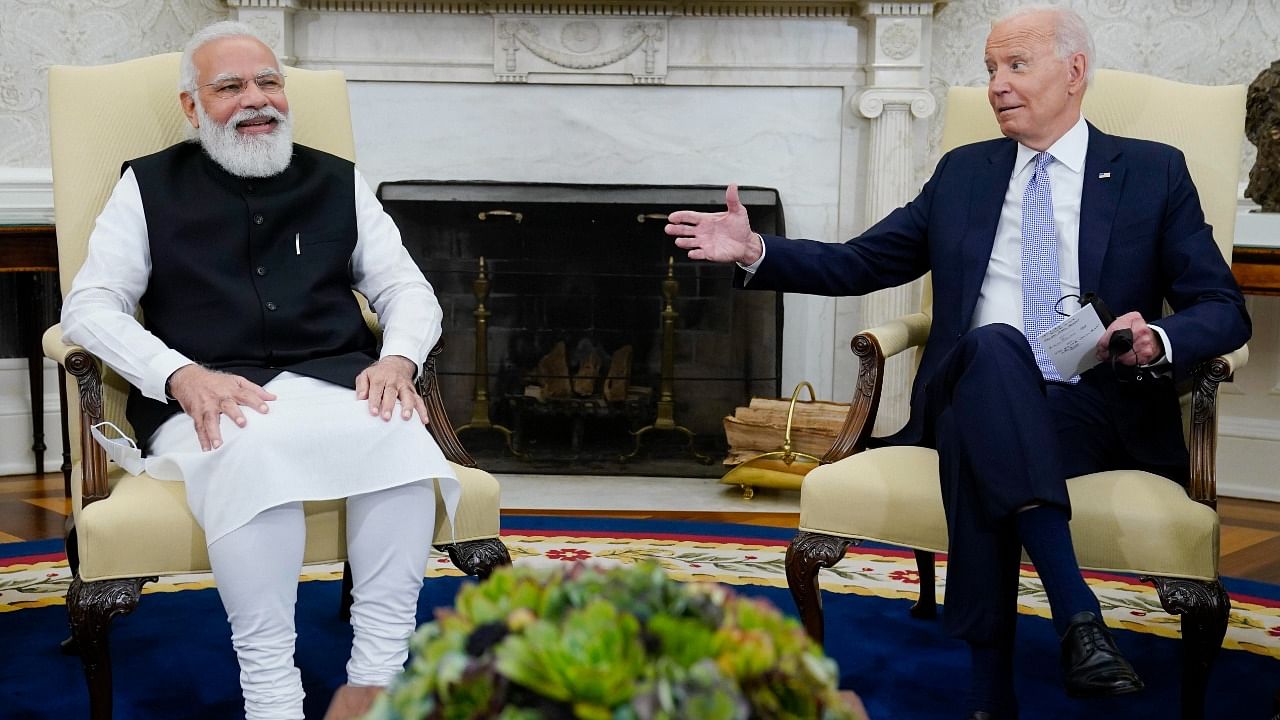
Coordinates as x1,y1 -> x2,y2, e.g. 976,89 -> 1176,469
4,527 -> 1278,659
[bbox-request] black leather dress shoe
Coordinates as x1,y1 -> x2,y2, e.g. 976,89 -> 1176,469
1060,611 -> 1144,697
967,712 -> 995,720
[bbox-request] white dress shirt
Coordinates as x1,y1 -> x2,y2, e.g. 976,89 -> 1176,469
971,115 -> 1088,330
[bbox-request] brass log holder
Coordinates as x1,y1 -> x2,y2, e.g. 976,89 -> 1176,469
621,257 -> 710,464
455,256 -> 522,457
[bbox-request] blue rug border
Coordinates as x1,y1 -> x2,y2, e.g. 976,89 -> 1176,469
0,537 -> 63,558
6,515 -> 1278,602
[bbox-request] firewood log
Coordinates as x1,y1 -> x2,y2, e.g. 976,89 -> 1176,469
602,344 -> 632,401
533,341 -> 572,398
573,350 -> 601,396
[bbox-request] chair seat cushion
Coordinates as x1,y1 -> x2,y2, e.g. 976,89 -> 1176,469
798,446 -> 1219,580
74,462 -> 501,582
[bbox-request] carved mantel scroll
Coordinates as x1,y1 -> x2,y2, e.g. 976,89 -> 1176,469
856,88 -> 937,120
495,17 -> 667,83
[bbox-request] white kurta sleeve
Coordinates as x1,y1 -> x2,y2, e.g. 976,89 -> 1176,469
60,168 -> 194,402
349,168 -> 443,374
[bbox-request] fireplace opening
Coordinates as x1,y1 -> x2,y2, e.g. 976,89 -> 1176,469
379,182 -> 783,476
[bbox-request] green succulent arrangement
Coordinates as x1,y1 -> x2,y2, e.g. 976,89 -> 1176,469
365,562 -> 863,720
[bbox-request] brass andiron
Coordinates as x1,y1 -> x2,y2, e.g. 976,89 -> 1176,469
621,257 -> 710,463
456,257 -> 521,457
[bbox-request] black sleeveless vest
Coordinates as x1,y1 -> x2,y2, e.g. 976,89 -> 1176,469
125,142 -> 377,450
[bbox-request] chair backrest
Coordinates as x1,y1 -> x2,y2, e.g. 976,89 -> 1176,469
49,52 -> 356,456
932,70 -> 1246,445
927,68 -> 1245,313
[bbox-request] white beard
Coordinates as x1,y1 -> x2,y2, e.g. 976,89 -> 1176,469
194,100 -> 294,178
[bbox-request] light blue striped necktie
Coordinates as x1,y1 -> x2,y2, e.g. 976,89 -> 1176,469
1021,151 -> 1075,383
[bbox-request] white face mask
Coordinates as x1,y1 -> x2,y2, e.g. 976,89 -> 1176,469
89,421 -> 147,476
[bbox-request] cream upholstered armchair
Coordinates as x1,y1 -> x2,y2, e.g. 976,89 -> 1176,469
784,69 -> 1249,720
44,53 -> 510,719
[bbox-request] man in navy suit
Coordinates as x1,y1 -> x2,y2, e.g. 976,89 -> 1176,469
666,6 -> 1250,719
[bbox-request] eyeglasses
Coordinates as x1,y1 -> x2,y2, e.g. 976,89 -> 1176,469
196,71 -> 285,100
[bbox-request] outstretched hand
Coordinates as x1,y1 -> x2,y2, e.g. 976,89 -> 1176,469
665,184 -> 763,265
167,364 -> 276,452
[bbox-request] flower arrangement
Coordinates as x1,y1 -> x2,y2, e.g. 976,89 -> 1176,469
366,562 -> 864,720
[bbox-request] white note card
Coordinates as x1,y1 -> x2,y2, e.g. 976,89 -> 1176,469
1038,303 -> 1105,379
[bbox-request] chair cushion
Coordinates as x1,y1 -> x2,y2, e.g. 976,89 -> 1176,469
799,446 -> 1219,581
74,462 -> 501,582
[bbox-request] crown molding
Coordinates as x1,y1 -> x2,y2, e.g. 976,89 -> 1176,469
0,168 -> 54,225
227,0 -> 903,17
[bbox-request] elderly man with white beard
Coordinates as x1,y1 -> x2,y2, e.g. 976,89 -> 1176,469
60,21 -> 458,720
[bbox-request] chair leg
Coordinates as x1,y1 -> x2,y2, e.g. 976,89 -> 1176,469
1144,576 -> 1230,720
67,574 -> 153,720
785,531 -> 856,644
61,525 -> 82,655
436,538 -> 512,579
910,549 -> 938,619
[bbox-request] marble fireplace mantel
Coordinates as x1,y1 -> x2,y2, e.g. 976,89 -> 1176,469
227,0 -> 943,430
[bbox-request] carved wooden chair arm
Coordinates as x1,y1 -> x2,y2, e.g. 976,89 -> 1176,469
823,312 -> 933,463
416,340 -> 477,468
42,323 -> 112,505
1187,344 -> 1248,508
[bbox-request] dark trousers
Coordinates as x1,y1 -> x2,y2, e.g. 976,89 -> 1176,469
924,323 -> 1174,643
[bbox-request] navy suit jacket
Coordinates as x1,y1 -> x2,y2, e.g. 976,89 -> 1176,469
743,124 -> 1251,472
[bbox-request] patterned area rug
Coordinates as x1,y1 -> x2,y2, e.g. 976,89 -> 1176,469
3,516 -> 1278,719
5,521 -> 1278,658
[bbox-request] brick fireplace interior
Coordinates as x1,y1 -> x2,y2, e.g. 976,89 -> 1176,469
380,182 -> 784,475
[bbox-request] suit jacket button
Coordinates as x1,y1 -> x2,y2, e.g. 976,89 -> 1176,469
253,213 -> 265,225
256,266 -> 268,276
265,301 -> 278,311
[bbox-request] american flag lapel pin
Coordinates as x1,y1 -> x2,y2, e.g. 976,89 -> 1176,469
1098,171 -> 1111,179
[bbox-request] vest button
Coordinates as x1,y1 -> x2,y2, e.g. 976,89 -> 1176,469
253,213 -> 264,225
246,184 -> 255,193
256,266 -> 268,276
265,301 -> 278,311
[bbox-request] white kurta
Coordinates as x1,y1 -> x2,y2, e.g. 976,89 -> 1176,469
63,163 -> 459,544
145,373 -> 458,544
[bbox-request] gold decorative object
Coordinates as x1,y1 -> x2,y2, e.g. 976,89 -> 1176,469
621,257 -> 709,464
720,382 -> 823,499
477,209 -> 523,223
456,256 -> 522,457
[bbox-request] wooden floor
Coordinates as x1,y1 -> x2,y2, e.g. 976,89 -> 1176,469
3,472 -> 1279,584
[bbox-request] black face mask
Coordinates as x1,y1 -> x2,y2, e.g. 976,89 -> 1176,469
1078,292 -> 1156,384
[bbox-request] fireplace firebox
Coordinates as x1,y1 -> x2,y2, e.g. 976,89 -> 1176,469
378,182 -> 783,475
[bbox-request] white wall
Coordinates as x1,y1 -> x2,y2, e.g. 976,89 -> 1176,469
0,359 -> 64,476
